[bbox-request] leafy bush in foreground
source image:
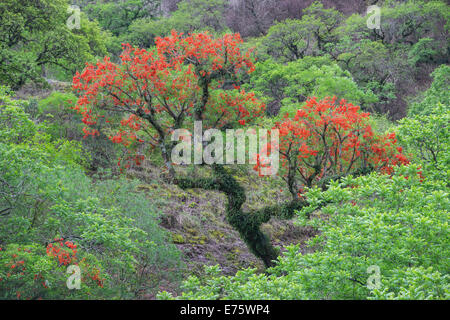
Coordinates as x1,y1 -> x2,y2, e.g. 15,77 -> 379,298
0,88 -> 182,299
0,243 -> 108,299
160,164 -> 449,300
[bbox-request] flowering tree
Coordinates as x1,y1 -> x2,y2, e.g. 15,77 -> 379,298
255,97 -> 409,200
73,31 -> 263,176
73,33 -> 408,268
73,31 -> 285,266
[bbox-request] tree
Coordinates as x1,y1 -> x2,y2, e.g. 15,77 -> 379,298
126,0 -> 228,49
397,103 -> 449,178
0,86 -> 182,299
333,39 -> 402,116
36,92 -> 119,171
225,0 -> 348,38
73,31 -> 262,176
73,31 -> 290,267
260,2 -> 342,62
333,0 -> 450,118
254,97 -> 409,201
301,1 -> 343,54
246,56 -> 377,114
261,19 -> 313,62
0,0 -> 108,89
73,31 -> 409,268
162,163 -> 449,300
84,0 -> 161,37
338,1 -> 449,47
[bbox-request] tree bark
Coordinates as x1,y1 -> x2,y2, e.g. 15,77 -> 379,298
176,164 -> 307,268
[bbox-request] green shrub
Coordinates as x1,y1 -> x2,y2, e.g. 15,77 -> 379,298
0,89 -> 182,299
37,91 -> 120,171
162,164 -> 449,300
0,87 -> 36,143
408,65 -> 450,116
0,243 -> 109,300
397,104 -> 449,180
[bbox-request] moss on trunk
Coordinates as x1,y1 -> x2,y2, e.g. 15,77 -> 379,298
176,165 -> 307,268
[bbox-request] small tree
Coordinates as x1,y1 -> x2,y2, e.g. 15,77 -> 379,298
73,31 -> 263,177
254,97 -> 409,201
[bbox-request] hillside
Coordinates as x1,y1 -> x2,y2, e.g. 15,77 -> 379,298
0,0 -> 448,303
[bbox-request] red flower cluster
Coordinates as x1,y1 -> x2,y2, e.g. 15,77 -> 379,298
86,268 -> 104,288
254,97 -> 409,192
2,247 -> 30,280
72,31 -> 263,166
46,238 -> 78,266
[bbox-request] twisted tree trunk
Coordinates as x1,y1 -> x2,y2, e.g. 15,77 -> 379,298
176,165 -> 307,268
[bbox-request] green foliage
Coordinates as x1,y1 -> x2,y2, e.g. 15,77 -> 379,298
158,264 -> 308,300
126,0 -> 228,49
339,1 -> 449,47
378,0 -> 450,47
261,19 -> 312,63
335,39 -> 400,115
257,0 -> 447,117
37,91 -> 119,171
0,0 -> 108,88
83,0 -> 160,55
84,0 -> 161,37
0,89 -> 182,299
164,164 -> 450,300
300,1 -> 343,54
0,87 -> 36,143
408,38 -> 440,66
370,267 -> 448,300
333,1 -> 450,116
37,91 -> 79,138
1,0 -> 449,301
408,64 -> 450,116
397,104 -> 449,181
247,56 -> 377,115
168,0 -> 228,33
260,2 -> 342,62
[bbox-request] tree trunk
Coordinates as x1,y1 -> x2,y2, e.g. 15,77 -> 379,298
177,165 -> 307,268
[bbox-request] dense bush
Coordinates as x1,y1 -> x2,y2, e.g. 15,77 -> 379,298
399,104 -> 449,162
408,65 -> 450,116
37,91 -> 120,171
0,88 -> 182,299
0,0 -> 108,88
